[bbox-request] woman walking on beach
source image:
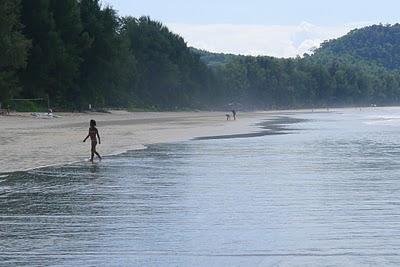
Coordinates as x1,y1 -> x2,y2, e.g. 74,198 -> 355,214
83,119 -> 102,162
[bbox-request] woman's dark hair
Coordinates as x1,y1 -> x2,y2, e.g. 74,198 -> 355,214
90,119 -> 96,127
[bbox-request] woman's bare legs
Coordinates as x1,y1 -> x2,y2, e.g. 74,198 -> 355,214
91,142 -> 101,162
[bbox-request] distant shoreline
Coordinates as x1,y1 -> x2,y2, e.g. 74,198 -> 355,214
194,116 -> 308,140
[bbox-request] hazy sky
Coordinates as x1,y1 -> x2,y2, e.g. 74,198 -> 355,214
105,0 -> 399,57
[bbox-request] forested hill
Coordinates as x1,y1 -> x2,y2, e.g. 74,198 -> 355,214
315,24 -> 400,70
2,0 -> 400,111
1,0 -> 216,110
192,26 -> 400,108
190,48 -> 244,68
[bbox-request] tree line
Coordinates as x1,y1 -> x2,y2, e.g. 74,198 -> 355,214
1,0 -> 216,110
197,24 -> 400,109
1,0 -> 400,111
205,53 -> 400,109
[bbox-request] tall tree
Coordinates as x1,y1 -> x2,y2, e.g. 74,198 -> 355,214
20,0 -> 83,108
79,0 -> 137,108
0,0 -> 30,103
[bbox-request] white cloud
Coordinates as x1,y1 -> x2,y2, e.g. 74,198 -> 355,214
166,21 -> 372,58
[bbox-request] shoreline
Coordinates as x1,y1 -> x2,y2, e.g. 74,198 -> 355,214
0,109 -> 323,174
194,116 -> 307,140
5,145 -> 150,176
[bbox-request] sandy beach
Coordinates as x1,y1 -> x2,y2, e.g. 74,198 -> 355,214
0,110 -> 282,173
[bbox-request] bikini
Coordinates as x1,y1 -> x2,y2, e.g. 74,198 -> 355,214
89,128 -> 97,143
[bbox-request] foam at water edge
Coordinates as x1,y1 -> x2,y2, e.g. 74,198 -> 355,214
5,144 -> 149,174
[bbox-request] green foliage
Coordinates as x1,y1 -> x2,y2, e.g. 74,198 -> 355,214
206,53 -> 400,109
19,0 -> 83,108
193,27 -> 400,109
316,24 -> 400,70
11,100 -> 46,112
3,1 -> 400,110
0,0 -> 30,103
9,1 -> 215,110
78,0 -> 137,108
190,48 -> 243,68
121,16 -> 215,109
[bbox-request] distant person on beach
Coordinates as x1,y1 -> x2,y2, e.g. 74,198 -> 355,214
232,110 -> 237,120
226,114 -> 231,120
83,119 -> 102,162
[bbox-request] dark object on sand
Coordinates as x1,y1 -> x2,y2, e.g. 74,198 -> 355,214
232,110 -> 237,120
0,104 -> 10,115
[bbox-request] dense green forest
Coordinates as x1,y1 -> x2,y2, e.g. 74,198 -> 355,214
194,24 -> 400,108
1,0 -> 400,111
1,0 -> 216,110
315,24 -> 400,70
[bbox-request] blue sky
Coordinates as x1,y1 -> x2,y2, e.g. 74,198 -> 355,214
105,0 -> 400,57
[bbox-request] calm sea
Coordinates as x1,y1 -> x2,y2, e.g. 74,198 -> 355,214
2,108 -> 400,266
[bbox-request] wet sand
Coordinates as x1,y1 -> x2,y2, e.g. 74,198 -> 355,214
0,109 -> 323,173
195,116 -> 307,140
0,111 -> 273,173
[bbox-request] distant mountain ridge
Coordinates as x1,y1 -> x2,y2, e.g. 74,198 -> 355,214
194,24 -> 400,70
190,24 -> 400,108
314,24 -> 400,70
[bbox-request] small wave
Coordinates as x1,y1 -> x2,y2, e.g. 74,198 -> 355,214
364,115 -> 400,125
106,144 -> 148,157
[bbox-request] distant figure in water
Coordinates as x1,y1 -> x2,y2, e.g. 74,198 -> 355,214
83,119 -> 102,162
232,109 -> 237,120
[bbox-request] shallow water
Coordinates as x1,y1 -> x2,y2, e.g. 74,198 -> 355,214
2,108 -> 400,266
